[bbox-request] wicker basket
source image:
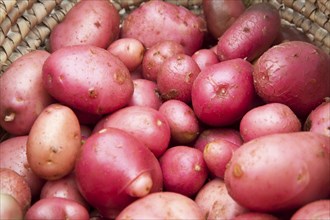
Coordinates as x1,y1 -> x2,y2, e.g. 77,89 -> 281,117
0,0 -> 329,141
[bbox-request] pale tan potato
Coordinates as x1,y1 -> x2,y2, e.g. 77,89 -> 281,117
27,104 -> 81,180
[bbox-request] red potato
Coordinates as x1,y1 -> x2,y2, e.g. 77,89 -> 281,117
225,132 -> 330,212
142,40 -> 185,81
0,136 -> 45,199
253,41 -> 330,118
194,128 -> 243,152
274,23 -> 311,45
291,199 -> 330,220
157,53 -> 201,103
203,139 -> 240,179
233,212 -> 280,220
49,0 -> 120,52
239,103 -> 302,142
158,100 -> 200,145
192,49 -> 219,70
128,79 -> 162,110
202,0 -> 246,38
94,106 -> 171,158
191,58 -> 255,126
42,45 -> 134,115
116,192 -> 204,220
0,50 -> 53,136
195,178 -> 248,220
24,197 -> 89,220
0,168 -> 31,214
40,172 -> 89,209
75,127 -> 163,218
304,100 -> 330,137
159,146 -> 208,197
121,0 -> 205,55
217,3 -> 281,62
107,38 -> 145,72
0,193 -> 24,220
27,104 -> 81,180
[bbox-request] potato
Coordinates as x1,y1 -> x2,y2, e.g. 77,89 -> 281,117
291,199 -> 330,220
159,146 -> 208,197
192,49 -> 219,70
42,45 -> 134,115
194,128 -> 243,152
27,104 -> 81,180
142,40 -> 185,81
158,99 -> 200,145
116,192 -> 204,220
273,23 -> 311,45
217,3 -> 281,61
75,127 -> 163,218
157,53 -> 201,103
0,193 -> 24,220
24,197 -> 89,220
0,168 -> 31,214
225,132 -> 330,212
233,212 -> 280,220
0,136 -> 45,199
128,79 -> 162,110
0,50 -> 53,135
239,103 -> 302,142
93,106 -> 171,158
49,0 -> 120,52
202,0 -> 246,38
304,100 -> 330,137
195,178 -> 248,220
107,38 -> 145,72
191,58 -> 255,126
121,0 -> 205,55
253,41 -> 330,118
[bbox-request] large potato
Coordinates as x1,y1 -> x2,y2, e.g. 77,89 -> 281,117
49,0 -> 120,52
27,104 -> 81,180
224,132 -> 330,212
0,50 -> 53,135
253,41 -> 330,118
121,0 -> 205,55
42,45 -> 134,115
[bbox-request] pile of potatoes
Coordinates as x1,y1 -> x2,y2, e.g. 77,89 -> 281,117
0,0 -> 329,219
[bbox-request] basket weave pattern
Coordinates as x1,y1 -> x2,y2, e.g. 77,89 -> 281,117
0,0 -> 329,140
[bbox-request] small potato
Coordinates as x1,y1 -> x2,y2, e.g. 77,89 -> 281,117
291,199 -> 330,220
27,104 -> 81,180
0,168 -> 31,214
0,136 -> 45,199
159,99 -> 200,144
157,53 -> 201,103
142,40 -> 185,81
159,146 -> 208,197
304,100 -> 330,137
42,45 -> 134,115
195,178 -> 248,220
192,49 -> 219,70
116,192 -> 204,220
225,132 -> 330,212
24,197 -> 89,220
239,103 -> 302,142
107,38 -> 145,72
0,193 -> 24,220
49,0 -> 120,51
0,50 -> 53,135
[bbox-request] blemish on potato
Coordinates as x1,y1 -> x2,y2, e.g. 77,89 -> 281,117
113,71 -> 126,85
156,119 -> 162,126
4,111 -> 15,122
233,163 -> 244,178
98,128 -> 107,134
88,88 -> 98,99
94,21 -> 101,28
194,164 -> 201,172
243,27 -> 250,33
185,72 -> 193,83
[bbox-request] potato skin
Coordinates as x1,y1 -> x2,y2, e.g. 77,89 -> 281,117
217,3 -> 281,61
121,0 -> 205,55
49,0 -> 120,52
253,41 -> 330,118
291,199 -> 330,220
225,132 -> 330,212
42,45 -> 134,115
0,50 -> 53,135
27,104 -> 81,180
